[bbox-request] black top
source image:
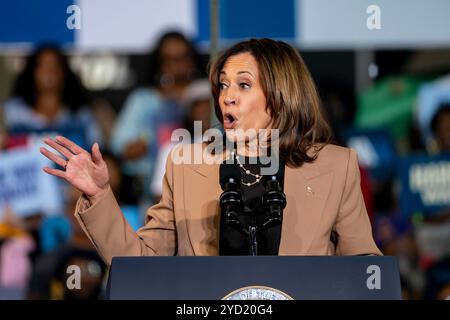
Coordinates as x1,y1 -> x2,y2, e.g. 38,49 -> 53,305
219,155 -> 282,255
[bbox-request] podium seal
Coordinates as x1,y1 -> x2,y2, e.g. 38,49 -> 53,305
222,285 -> 293,300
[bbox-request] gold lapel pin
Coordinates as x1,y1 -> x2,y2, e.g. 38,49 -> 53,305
306,186 -> 314,194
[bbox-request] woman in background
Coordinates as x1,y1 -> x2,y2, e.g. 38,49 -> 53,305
1,45 -> 102,147
110,31 -> 201,204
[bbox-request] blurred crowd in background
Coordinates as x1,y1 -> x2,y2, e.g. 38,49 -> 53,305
1,12 -> 450,300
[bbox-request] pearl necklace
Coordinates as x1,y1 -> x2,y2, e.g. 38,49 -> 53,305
232,151 -> 263,187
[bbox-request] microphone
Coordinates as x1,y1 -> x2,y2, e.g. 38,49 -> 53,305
262,161 -> 286,229
219,161 -> 243,230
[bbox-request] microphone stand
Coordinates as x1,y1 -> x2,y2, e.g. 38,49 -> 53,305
249,175 -> 286,255
248,224 -> 258,256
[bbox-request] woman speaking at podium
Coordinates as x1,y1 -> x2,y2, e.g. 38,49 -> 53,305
40,38 -> 381,265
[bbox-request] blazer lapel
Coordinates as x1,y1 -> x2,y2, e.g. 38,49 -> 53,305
278,163 -> 334,255
182,161 -> 222,256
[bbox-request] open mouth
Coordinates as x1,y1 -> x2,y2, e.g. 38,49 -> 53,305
223,113 -> 238,129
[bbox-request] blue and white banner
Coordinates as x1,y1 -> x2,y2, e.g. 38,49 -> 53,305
398,154 -> 450,217
0,146 -> 63,218
2,0 -> 450,52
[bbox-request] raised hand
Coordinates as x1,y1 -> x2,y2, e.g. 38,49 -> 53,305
40,136 -> 110,199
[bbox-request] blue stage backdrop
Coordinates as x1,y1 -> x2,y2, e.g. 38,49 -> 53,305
196,0 -> 295,43
0,0 -> 75,45
0,0 -> 295,48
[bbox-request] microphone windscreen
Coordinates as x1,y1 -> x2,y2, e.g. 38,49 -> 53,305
219,161 -> 241,190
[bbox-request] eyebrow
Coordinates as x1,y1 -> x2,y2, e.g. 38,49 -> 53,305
220,70 -> 255,78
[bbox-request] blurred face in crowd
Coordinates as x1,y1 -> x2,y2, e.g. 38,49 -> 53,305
218,52 -> 272,143
34,49 -> 64,94
159,37 -> 194,83
435,111 -> 450,152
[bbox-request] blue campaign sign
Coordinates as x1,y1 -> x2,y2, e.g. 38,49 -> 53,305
398,154 -> 450,217
344,128 -> 398,182
0,146 -> 63,218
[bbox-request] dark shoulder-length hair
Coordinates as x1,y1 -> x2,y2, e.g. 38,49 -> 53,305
208,38 -> 333,168
13,44 -> 88,113
147,31 -> 200,86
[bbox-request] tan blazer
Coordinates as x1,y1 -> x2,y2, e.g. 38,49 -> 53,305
75,143 -> 382,265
